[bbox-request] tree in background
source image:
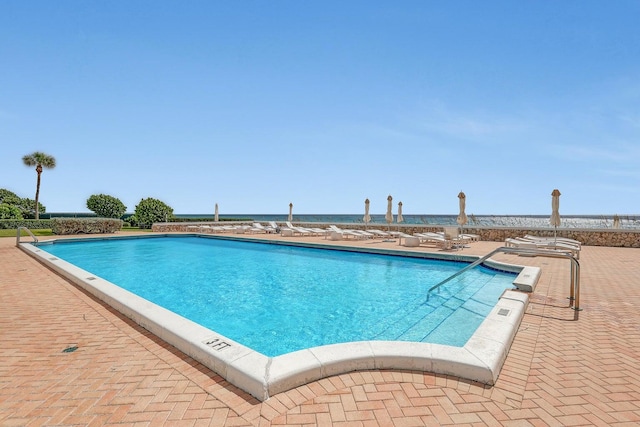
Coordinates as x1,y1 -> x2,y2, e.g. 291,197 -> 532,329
0,189 -> 21,205
132,198 -> 174,229
0,188 -> 45,219
15,198 -> 46,219
0,203 -> 23,219
86,194 -> 127,218
22,152 -> 56,220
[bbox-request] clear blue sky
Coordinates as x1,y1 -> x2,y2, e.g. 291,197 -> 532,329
2,1 -> 639,216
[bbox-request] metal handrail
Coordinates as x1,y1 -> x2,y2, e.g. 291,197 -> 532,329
428,246 -> 581,311
16,226 -> 38,245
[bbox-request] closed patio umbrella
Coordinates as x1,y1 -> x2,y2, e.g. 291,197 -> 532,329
214,203 -> 219,222
397,201 -> 404,230
550,189 -> 561,243
363,198 -> 371,229
613,214 -> 620,229
288,202 -> 293,222
457,191 -> 468,232
385,195 -> 393,231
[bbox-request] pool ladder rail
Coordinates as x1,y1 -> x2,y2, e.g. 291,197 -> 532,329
16,226 -> 39,245
428,246 -> 581,313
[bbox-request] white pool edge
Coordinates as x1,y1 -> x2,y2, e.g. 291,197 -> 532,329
20,239 -> 533,401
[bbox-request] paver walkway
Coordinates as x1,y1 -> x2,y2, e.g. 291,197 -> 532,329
1,233 -> 640,426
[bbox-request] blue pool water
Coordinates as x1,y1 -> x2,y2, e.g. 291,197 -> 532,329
40,236 -> 516,356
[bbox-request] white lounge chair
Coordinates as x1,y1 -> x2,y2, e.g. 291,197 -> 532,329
505,237 -> 580,259
283,221 -> 313,236
283,222 -> 326,236
388,231 -> 414,246
328,225 -> 366,240
268,221 -> 281,233
414,228 -> 466,250
460,233 -> 480,242
249,223 -> 274,233
306,227 -> 328,236
350,229 -> 375,239
442,226 -> 471,249
367,229 -> 392,238
414,232 -> 451,249
524,234 -> 581,249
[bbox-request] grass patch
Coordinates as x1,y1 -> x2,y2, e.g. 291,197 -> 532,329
0,229 -> 55,238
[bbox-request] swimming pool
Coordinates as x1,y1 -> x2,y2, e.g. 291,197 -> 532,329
21,234 -> 533,401
36,235 -> 515,355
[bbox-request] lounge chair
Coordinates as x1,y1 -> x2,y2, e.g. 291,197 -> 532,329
367,229 -> 392,238
305,227 -> 329,236
414,228 -> 466,250
250,223 -> 275,233
328,225 -> 367,240
505,237 -> 580,259
283,221 -> 313,236
414,232 -> 452,249
268,221 -> 281,233
283,222 -> 326,236
389,231 -> 414,245
460,233 -> 480,242
442,226 -> 471,249
351,229 -> 375,239
524,234 -> 581,249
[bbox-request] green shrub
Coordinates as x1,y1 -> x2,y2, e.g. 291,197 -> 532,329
86,194 -> 127,218
133,198 -> 174,229
0,219 -> 52,229
0,203 -> 23,219
0,188 -> 45,219
0,189 -> 21,205
51,218 -> 123,235
123,214 -> 137,227
15,198 -> 45,219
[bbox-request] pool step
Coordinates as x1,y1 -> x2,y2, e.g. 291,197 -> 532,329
371,274 -> 501,343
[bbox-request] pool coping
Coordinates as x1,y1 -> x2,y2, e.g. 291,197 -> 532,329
19,234 -> 533,401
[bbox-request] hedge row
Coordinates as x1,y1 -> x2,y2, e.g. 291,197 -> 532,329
0,219 -> 53,230
51,218 -> 123,235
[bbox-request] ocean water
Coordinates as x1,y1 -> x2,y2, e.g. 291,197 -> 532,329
176,213 -> 640,229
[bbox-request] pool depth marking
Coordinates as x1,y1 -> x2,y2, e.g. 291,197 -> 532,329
203,336 -> 232,351
19,235 -> 536,401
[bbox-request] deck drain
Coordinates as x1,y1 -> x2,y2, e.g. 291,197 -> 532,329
86,277 -> 96,281
497,308 -> 510,316
49,257 -> 58,261
62,346 -> 78,353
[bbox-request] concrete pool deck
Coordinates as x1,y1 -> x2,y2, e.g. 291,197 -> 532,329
2,231 -> 640,425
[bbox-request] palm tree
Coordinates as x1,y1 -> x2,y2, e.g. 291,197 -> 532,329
22,151 -> 56,220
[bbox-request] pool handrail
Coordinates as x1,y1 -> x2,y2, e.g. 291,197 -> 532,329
428,246 -> 581,312
16,226 -> 38,245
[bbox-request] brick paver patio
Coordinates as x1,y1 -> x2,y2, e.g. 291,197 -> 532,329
1,233 -> 639,426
